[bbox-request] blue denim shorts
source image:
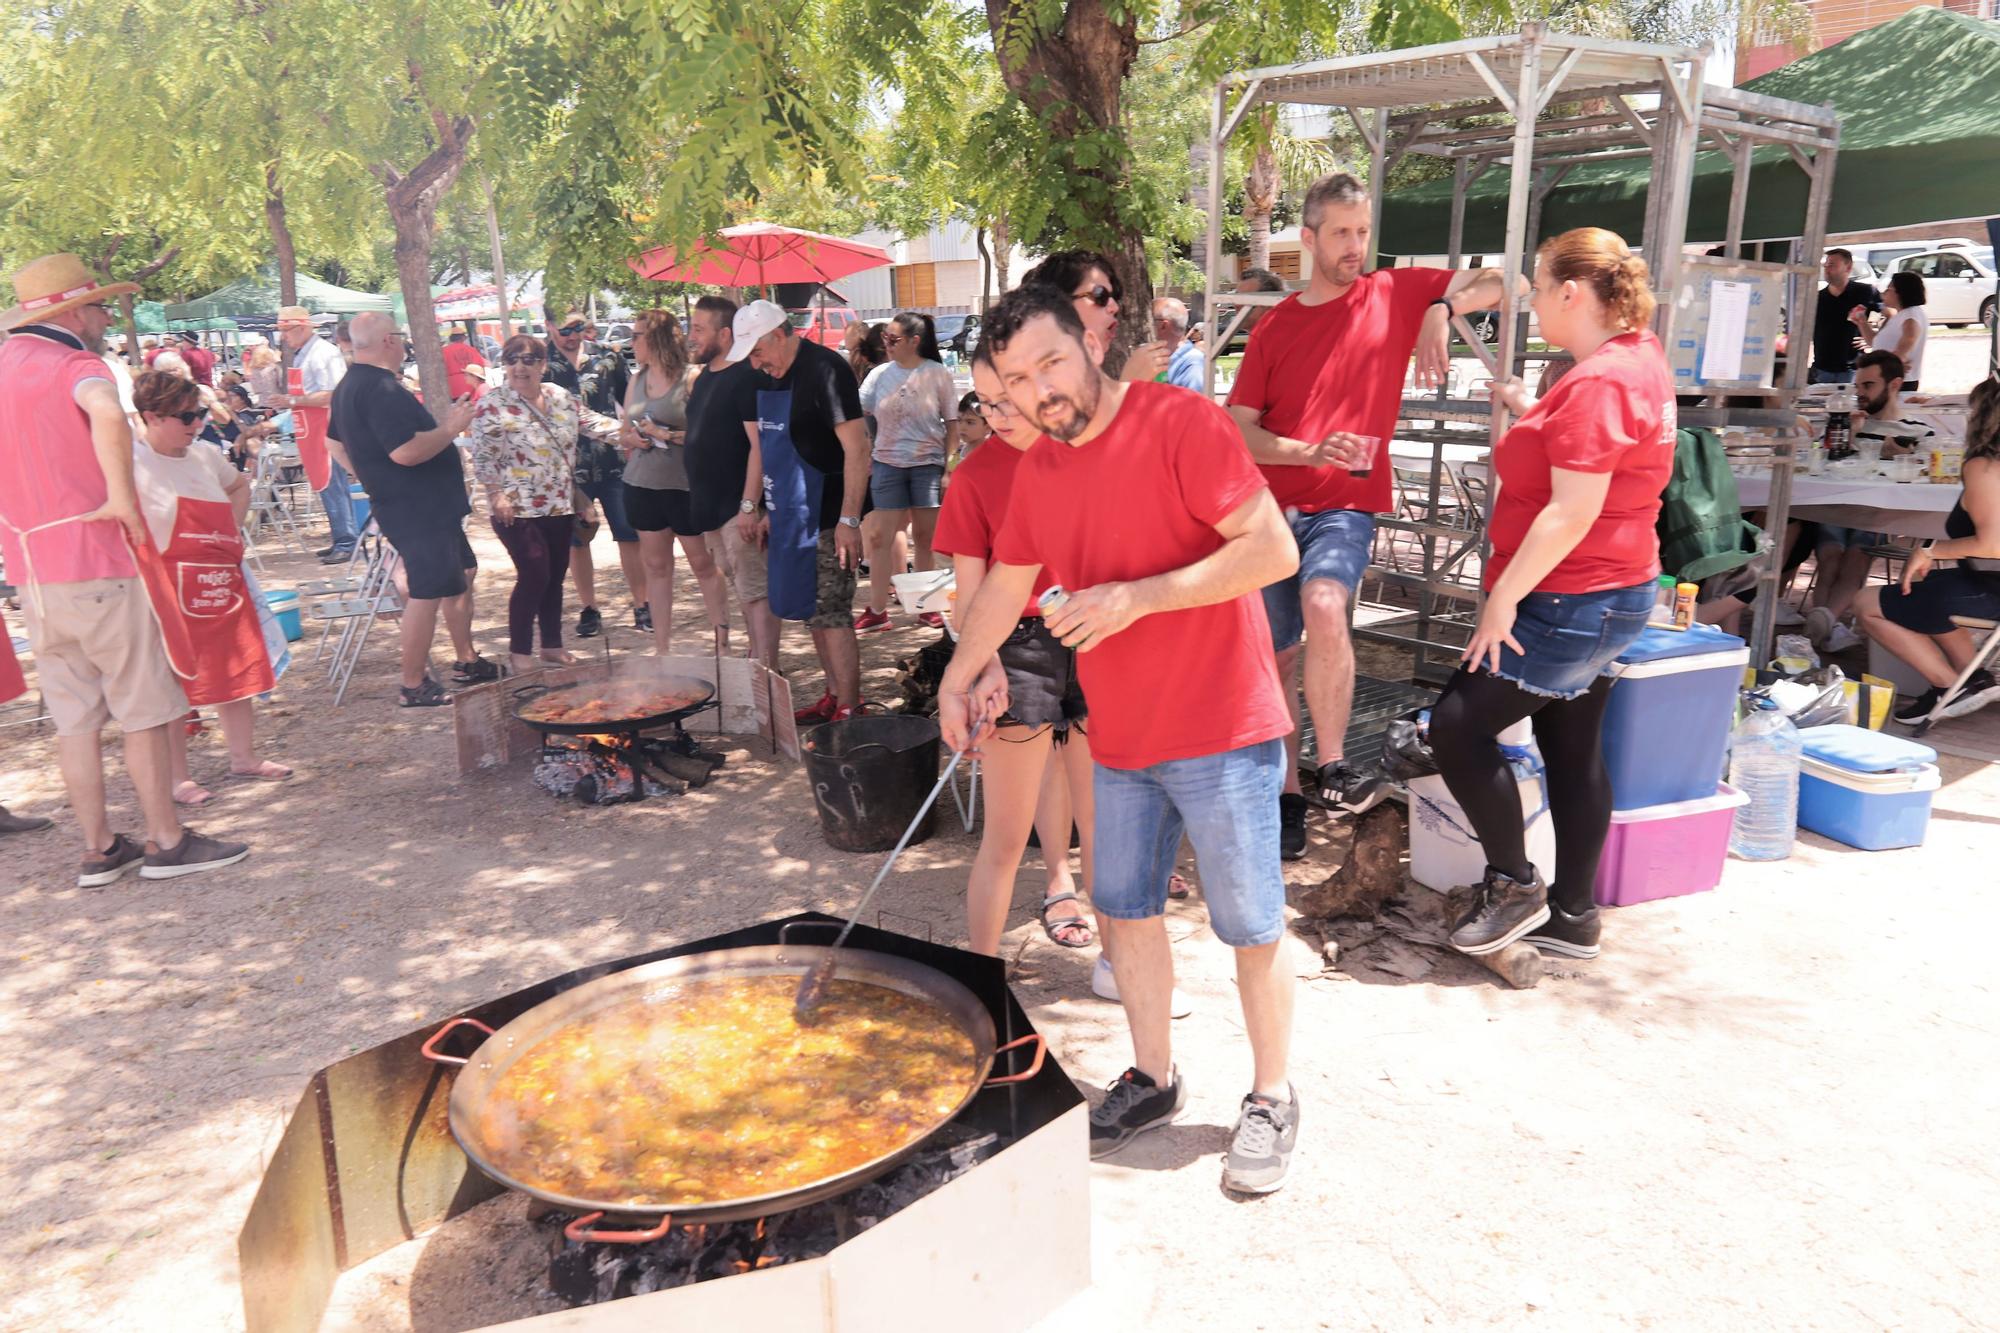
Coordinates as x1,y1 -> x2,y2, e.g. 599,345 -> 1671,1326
1483,581 -> 1655,699
1092,739 -> 1286,948
869,460 -> 945,510
1262,507 -> 1376,652
1816,523 -> 1884,551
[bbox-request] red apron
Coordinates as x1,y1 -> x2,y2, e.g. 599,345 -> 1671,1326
289,366 -> 333,492
158,497 -> 272,705
0,608 -> 24,704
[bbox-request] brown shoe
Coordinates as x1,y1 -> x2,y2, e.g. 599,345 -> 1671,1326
0,805 -> 53,837
78,834 -> 147,888
140,828 -> 250,880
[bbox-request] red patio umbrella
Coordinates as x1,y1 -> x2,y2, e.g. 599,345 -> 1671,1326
627,221 -> 892,288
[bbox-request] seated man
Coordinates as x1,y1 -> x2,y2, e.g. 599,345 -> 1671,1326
328,311 -> 485,706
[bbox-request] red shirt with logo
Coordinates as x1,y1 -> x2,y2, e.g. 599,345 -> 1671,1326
991,382 -> 1289,769
931,440 -> 1051,617
0,332 -> 136,585
1227,266 -> 1453,515
1486,330 -> 1676,594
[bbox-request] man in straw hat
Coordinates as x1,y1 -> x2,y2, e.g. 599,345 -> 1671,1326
0,253 -> 251,887
271,304 -> 360,564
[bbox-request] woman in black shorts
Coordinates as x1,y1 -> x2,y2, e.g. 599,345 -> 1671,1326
621,311 -> 731,655
932,359 -> 1096,958
1858,377 -> 2000,723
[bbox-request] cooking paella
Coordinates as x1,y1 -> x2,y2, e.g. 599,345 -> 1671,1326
517,680 -> 712,726
476,975 -> 981,1207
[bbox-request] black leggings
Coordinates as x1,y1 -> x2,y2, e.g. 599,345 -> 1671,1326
1428,669 -> 1616,916
493,513 -> 575,655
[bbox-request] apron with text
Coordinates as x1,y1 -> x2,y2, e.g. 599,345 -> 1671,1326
0,607 -> 23,703
288,366 -> 333,492
158,496 -> 274,706
758,387 -> 824,622
0,512 -> 199,684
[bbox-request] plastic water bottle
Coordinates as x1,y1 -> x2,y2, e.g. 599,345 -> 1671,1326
1727,700 -> 1802,860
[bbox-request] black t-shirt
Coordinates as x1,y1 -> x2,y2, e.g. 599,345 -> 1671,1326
327,364 -> 469,522
1812,280 -> 1881,372
685,359 -> 758,535
750,337 -> 864,530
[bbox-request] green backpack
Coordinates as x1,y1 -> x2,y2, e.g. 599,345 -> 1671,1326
1658,426 -> 1763,586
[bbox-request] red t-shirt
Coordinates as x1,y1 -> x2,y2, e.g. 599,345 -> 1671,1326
1227,266 -> 1452,515
931,440 -> 1051,617
444,341 -> 488,401
148,343 -> 216,385
0,333 -> 136,585
991,382 -> 1289,770
1486,330 -> 1676,594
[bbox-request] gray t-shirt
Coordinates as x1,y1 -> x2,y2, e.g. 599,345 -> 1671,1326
859,360 -> 956,469
622,366 -> 690,490
290,335 -> 347,395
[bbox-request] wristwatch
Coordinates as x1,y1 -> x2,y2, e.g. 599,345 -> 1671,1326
836,516 -> 862,529
740,499 -> 758,514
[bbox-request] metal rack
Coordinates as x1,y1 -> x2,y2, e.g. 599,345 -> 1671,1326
1202,25 -> 1841,668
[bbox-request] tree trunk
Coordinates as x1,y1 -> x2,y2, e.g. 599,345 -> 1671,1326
95,238 -> 180,366
984,0 -> 1149,369
482,172 -> 511,340
1245,110 -> 1280,273
379,111 -> 475,409
991,211 -> 1011,296
976,225 -> 992,311
266,164 -> 298,307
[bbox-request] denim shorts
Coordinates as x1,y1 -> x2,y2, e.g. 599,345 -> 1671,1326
996,618 -> 1088,731
1092,739 -> 1286,948
1262,507 -> 1376,652
573,468 -> 638,545
1816,523 -> 1884,551
1878,566 -> 2000,635
869,460 -> 945,510
1484,581 -> 1655,700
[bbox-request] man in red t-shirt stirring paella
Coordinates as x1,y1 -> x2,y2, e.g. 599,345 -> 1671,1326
1227,171 -> 1519,860
937,285 -> 1305,1194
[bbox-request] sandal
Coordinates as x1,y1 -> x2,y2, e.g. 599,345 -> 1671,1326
228,760 -> 293,781
172,779 -> 213,807
1167,873 -> 1193,900
452,655 -> 505,684
399,677 -> 452,708
1039,892 -> 1095,949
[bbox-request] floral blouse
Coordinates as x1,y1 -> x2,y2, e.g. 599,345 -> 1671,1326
470,381 -> 579,516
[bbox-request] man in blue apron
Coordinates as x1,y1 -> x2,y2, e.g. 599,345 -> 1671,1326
727,300 -> 871,723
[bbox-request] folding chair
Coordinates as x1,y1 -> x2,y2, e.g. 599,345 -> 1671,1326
311,538 -> 403,705
1907,615 -> 2000,737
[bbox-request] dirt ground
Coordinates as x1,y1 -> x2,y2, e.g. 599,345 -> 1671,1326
6,417 -> 2000,1331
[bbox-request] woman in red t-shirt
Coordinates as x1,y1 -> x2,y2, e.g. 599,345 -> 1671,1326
932,360 -> 1096,958
1430,227 -> 1674,962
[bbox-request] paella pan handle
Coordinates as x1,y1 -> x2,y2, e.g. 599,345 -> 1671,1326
776,920 -> 840,958
419,1016 -> 495,1066
563,1211 -> 674,1244
983,1033 -> 1047,1087
510,682 -> 552,703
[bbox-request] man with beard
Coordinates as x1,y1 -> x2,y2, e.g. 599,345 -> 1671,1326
684,295 -> 779,668
544,311 -> 646,638
0,254 -> 250,885
936,285 -> 1303,1194
1228,171 -> 1516,860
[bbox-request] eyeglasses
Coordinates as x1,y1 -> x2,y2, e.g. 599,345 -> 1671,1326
1073,285 -> 1117,308
170,408 -> 209,425
502,353 -> 546,365
973,396 -> 1019,419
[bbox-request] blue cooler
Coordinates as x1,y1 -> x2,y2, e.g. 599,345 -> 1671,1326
1796,725 -> 1939,850
349,485 -> 372,533
1600,624 -> 1750,810
264,589 -> 303,642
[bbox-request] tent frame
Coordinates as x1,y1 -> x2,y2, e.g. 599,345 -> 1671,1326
1202,24 -> 1840,667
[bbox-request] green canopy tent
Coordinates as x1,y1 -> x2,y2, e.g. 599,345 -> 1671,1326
113,300 -> 167,335
162,265 -> 391,325
1381,7 -> 2000,252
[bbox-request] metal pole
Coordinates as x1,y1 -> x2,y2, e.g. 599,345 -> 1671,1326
481,172 -> 512,341
1367,107 -> 1389,271
1447,158 -> 1468,269
1495,28 -> 1540,437
1204,83 -> 1228,398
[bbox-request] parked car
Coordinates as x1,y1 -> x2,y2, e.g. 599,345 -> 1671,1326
933,313 -> 980,358
1891,249 -> 1998,329
787,305 -> 863,348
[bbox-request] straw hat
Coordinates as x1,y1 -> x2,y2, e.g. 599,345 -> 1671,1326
0,253 -> 140,332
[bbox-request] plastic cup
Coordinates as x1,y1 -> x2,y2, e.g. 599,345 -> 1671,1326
1349,435 -> 1382,479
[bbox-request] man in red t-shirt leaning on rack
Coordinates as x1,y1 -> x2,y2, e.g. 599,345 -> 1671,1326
937,286 -> 1305,1195
1227,171 -> 1520,861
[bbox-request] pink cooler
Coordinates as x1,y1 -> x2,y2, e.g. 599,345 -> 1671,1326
1592,783 -> 1748,907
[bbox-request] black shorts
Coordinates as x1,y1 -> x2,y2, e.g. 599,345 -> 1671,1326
996,618 -> 1087,732
379,513 -> 476,600
1877,565 -> 2000,635
622,482 -> 694,535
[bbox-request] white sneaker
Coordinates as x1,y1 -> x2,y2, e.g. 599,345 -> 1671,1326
1823,622 -> 1865,654
1771,600 -> 1808,628
1092,956 -> 1193,1019
1803,605 -> 1835,646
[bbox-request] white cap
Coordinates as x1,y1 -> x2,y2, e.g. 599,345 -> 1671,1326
725,299 -> 788,363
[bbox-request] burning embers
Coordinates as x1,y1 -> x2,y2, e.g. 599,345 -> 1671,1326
546,1125 -> 1002,1306
534,731 -> 726,804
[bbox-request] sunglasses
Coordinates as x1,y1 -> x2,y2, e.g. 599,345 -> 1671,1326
502,353 -> 546,365
557,323 -> 588,336
170,408 -> 209,425
1073,284 -> 1117,308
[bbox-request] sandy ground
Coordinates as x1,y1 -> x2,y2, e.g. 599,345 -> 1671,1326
5,344 -> 2000,1332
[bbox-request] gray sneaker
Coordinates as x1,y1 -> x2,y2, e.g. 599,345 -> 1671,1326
78,834 -> 146,888
1223,1086 -> 1299,1194
140,828 -> 250,880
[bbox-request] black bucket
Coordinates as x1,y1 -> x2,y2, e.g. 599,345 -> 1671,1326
803,715 -> 943,853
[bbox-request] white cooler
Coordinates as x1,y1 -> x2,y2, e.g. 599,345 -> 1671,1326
1406,752 -> 1555,894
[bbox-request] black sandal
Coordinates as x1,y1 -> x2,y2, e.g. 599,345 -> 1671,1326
1039,892 -> 1095,949
452,655 -> 504,683
399,677 -> 452,708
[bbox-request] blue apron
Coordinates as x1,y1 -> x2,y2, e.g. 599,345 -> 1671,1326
758,387 -> 823,622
